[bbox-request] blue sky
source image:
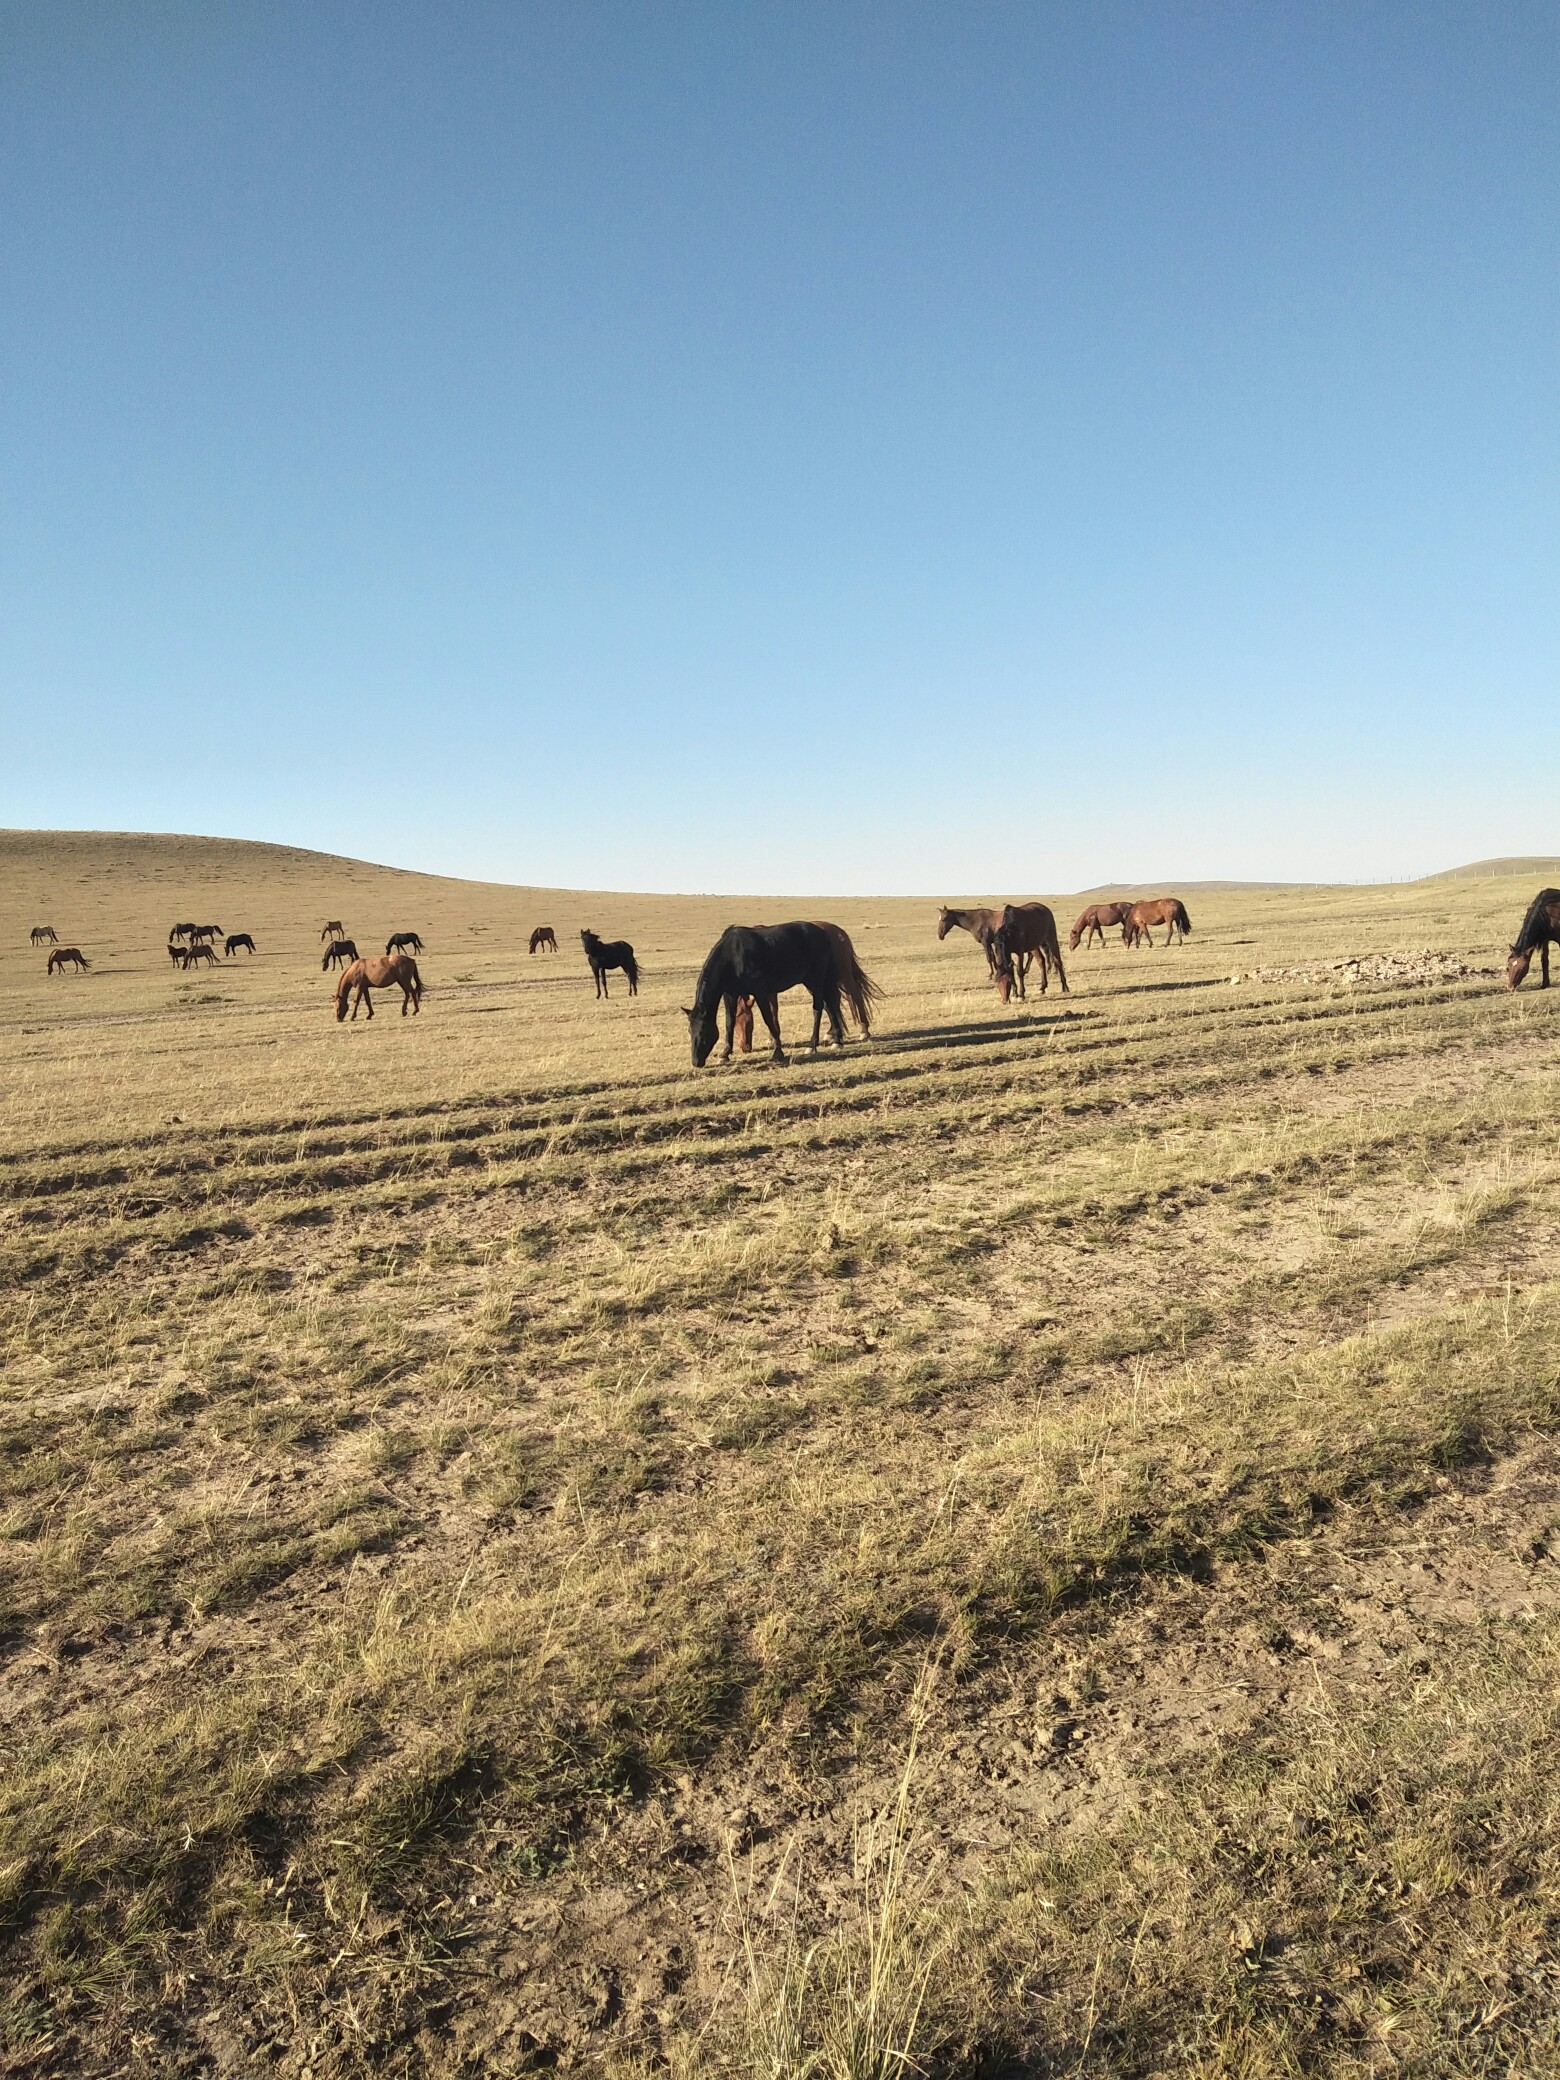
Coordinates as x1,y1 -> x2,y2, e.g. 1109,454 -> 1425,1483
2,3 -> 1556,892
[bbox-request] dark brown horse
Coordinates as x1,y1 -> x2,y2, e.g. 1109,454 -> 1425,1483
29,925 -> 57,946
1506,889 -> 1560,989
529,926 -> 557,954
686,922 -> 880,1066
1069,901 -> 1134,950
995,903 -> 1068,996
180,944 -> 218,968
581,930 -> 639,997
385,932 -> 423,955
224,934 -> 256,957
322,938 -> 359,971
335,954 -> 422,1020
321,920 -> 345,942
47,947 -> 89,973
189,925 -> 222,944
1124,898 -> 1191,947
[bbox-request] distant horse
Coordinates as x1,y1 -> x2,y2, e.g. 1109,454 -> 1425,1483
937,905 -> 1007,972
385,931 -> 424,955
335,954 -> 422,1021
188,924 -> 221,945
47,947 -> 89,974
529,926 -> 558,954
1069,901 -> 1134,950
322,938 -> 359,971
1506,888 -> 1560,989
29,925 -> 57,946
991,903 -> 1068,997
181,944 -> 218,968
169,923 -> 197,943
1124,898 -> 1191,948
321,920 -> 345,942
686,921 -> 881,1066
168,940 -> 186,965
224,933 -> 256,957
581,929 -> 639,998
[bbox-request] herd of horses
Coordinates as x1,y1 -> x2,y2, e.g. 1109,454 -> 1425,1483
25,885 -> 1560,1054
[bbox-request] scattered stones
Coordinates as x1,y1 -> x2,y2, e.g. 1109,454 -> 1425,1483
1228,950 -> 1499,987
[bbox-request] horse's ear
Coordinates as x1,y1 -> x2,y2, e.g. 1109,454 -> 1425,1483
680,1006 -> 693,1017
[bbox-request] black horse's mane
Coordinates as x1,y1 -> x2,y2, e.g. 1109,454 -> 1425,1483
1512,889 -> 1560,954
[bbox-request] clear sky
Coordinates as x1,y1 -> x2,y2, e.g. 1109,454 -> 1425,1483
2,3 -> 1556,893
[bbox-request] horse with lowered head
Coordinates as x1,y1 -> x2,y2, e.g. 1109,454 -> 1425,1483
30,925 -> 57,946
1506,889 -> 1560,989
529,926 -> 557,954
335,954 -> 422,1021
1124,898 -> 1192,947
322,938 -> 359,971
47,947 -> 89,973
1070,901 -> 1134,950
385,932 -> 423,955
686,921 -> 880,1066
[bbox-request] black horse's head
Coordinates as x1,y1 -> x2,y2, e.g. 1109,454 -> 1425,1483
685,1003 -> 719,1067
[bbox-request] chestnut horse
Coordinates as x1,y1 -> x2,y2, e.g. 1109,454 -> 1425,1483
30,925 -> 57,946
335,954 -> 422,1020
321,920 -> 345,942
1506,889 -> 1560,989
733,997 -> 755,1051
1124,898 -> 1191,947
1069,901 -> 1134,950
529,926 -> 557,954
937,905 -> 1006,972
322,938 -> 359,971
47,947 -> 89,973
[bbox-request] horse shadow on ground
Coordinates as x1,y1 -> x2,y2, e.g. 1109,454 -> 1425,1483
868,1010 -> 1090,1055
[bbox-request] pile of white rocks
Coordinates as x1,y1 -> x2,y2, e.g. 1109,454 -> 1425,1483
1228,950 -> 1499,987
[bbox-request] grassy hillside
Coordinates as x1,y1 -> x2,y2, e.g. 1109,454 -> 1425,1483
2,832 -> 1559,2078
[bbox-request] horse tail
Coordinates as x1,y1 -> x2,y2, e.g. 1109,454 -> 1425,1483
1042,908 -> 1068,993
335,966 -> 354,1020
1174,901 -> 1191,934
407,957 -> 422,1004
625,949 -> 640,988
831,929 -> 883,1035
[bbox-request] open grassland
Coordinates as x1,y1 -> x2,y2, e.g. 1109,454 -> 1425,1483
4,831 -> 1560,2077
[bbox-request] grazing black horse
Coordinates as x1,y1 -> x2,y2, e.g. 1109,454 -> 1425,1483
385,931 -> 424,956
581,929 -> 639,997
225,933 -> 256,957
685,921 -> 881,1066
1506,889 -> 1560,989
322,938 -> 359,971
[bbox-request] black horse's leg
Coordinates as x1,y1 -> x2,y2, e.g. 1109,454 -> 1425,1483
1544,942 -> 1551,988
758,995 -> 786,1062
721,991 -> 736,1060
825,987 -> 845,1048
806,992 -> 825,1050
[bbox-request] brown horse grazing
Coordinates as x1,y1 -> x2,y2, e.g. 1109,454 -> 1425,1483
937,905 -> 1007,972
180,944 -> 218,968
1069,901 -> 1134,950
1124,898 -> 1192,947
322,938 -> 359,971
30,925 -> 57,946
529,925 -> 558,954
994,902 -> 1069,997
321,920 -> 345,941
335,954 -> 422,1021
47,947 -> 89,973
1506,888 -> 1560,989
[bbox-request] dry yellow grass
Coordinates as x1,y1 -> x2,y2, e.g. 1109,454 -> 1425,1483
3,829 -> 1560,2077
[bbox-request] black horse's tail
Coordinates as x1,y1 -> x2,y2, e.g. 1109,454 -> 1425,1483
1173,900 -> 1192,935
1513,889 -> 1560,954
824,924 -> 883,1035
624,949 -> 640,988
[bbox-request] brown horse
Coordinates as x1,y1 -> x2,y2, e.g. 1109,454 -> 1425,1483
1506,889 -> 1560,989
335,954 -> 422,1021
29,925 -> 57,946
529,925 -> 557,954
996,903 -> 1068,996
47,947 -> 89,973
937,905 -> 1006,972
322,938 -> 359,971
733,996 -> 755,1052
321,920 -> 345,941
1124,898 -> 1191,947
180,943 -> 218,968
1069,901 -> 1134,950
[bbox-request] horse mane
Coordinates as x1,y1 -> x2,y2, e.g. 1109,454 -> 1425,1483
334,963 -> 359,1020
1512,889 -> 1560,954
